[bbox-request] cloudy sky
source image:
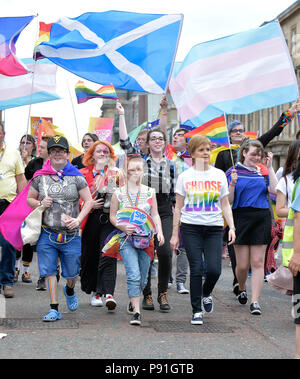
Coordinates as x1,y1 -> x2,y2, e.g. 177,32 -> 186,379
2,0 -> 296,148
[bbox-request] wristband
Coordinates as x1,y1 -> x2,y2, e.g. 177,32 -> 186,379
76,218 -> 81,225
230,182 -> 236,187
229,227 -> 236,231
160,112 -> 167,116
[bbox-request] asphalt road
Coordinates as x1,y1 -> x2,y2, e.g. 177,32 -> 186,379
0,252 -> 296,360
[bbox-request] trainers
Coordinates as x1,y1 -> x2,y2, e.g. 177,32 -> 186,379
22,272 -> 32,283
36,277 -> 46,291
250,302 -> 261,315
130,312 -> 141,326
191,312 -> 203,325
90,294 -> 103,307
202,295 -> 214,313
63,286 -> 78,312
177,282 -> 189,294
14,269 -> 20,283
2,286 -> 14,298
127,301 -> 134,315
142,295 -> 154,311
157,292 -> 171,312
105,294 -> 117,311
232,282 -> 239,296
237,290 -> 248,305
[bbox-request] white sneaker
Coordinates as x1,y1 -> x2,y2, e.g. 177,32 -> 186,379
90,294 -> 103,307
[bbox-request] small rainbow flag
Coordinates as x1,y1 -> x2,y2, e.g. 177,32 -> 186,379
75,81 -> 118,104
245,131 -> 258,140
184,115 -> 229,147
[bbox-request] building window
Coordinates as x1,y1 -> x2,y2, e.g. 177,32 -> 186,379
291,27 -> 297,56
259,110 -> 263,136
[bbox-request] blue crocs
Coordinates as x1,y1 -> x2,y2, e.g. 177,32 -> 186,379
63,285 -> 78,311
43,309 -> 62,322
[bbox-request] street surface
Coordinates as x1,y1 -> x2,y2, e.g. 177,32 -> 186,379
0,252 -> 296,360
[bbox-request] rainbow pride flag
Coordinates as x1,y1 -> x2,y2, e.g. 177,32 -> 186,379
75,81 -> 118,104
245,131 -> 258,140
184,115 -> 229,147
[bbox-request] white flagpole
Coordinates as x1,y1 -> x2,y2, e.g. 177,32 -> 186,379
224,113 -> 235,167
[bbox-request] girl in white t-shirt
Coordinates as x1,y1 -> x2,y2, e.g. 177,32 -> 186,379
170,135 -> 235,325
276,140 -> 300,218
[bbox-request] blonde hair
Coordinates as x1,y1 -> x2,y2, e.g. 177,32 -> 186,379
188,135 -> 211,160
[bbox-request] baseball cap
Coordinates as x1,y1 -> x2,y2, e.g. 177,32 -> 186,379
47,135 -> 69,152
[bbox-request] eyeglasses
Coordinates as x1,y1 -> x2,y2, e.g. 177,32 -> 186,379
149,137 -> 165,142
50,149 -> 67,155
230,128 -> 245,134
127,168 -> 143,173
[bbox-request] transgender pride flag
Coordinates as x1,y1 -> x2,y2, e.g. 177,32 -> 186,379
169,21 -> 299,128
0,16 -> 34,76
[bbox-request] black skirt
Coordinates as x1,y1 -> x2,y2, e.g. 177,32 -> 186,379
233,207 -> 272,245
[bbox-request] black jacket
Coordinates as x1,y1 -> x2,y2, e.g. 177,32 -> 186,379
215,113 -> 286,173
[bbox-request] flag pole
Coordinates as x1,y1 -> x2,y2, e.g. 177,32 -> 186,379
64,71 -> 80,144
224,113 -> 235,168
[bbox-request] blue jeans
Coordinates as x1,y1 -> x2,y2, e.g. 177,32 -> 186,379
120,240 -> 151,298
36,228 -> 81,279
180,223 -> 223,313
0,232 -> 16,287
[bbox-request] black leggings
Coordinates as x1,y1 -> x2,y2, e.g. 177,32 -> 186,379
143,201 -> 173,296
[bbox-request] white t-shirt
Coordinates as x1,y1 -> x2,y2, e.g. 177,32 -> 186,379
276,173 -> 294,208
175,166 -> 229,226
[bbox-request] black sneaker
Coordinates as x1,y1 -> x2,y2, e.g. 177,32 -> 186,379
142,295 -> 155,310
36,277 -> 46,291
250,302 -> 261,315
232,281 -> 239,296
127,301 -> 134,315
130,313 -> 141,326
157,292 -> 171,312
237,290 -> 248,305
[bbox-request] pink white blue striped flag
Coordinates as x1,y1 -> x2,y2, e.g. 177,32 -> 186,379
169,21 -> 299,128
0,58 -> 60,110
0,16 -> 34,76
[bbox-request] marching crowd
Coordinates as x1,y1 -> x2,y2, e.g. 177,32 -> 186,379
1,97 -> 300,356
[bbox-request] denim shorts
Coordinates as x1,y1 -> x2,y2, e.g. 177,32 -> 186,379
36,228 -> 81,279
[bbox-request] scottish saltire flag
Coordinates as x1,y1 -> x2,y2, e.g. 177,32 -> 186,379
75,80 -> 118,103
35,11 -> 183,94
0,16 -> 34,76
0,58 -> 60,110
169,21 -> 299,127
185,115 -> 230,147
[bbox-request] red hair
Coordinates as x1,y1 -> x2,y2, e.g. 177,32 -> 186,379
82,140 -> 117,167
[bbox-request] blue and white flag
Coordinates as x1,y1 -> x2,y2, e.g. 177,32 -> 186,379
35,11 -> 183,94
169,21 -> 299,127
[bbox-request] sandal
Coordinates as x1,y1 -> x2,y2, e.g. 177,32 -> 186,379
63,286 -> 78,311
43,309 -> 62,322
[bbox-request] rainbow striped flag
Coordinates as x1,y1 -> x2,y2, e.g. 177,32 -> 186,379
184,115 -> 229,147
245,131 -> 258,140
75,81 -> 118,104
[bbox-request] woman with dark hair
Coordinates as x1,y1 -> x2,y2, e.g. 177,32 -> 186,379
80,140 -> 123,310
276,140 -> 300,218
227,139 -> 278,315
19,134 -> 36,167
71,133 -> 99,169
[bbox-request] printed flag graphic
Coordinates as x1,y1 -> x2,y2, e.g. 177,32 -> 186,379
75,81 -> 118,103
